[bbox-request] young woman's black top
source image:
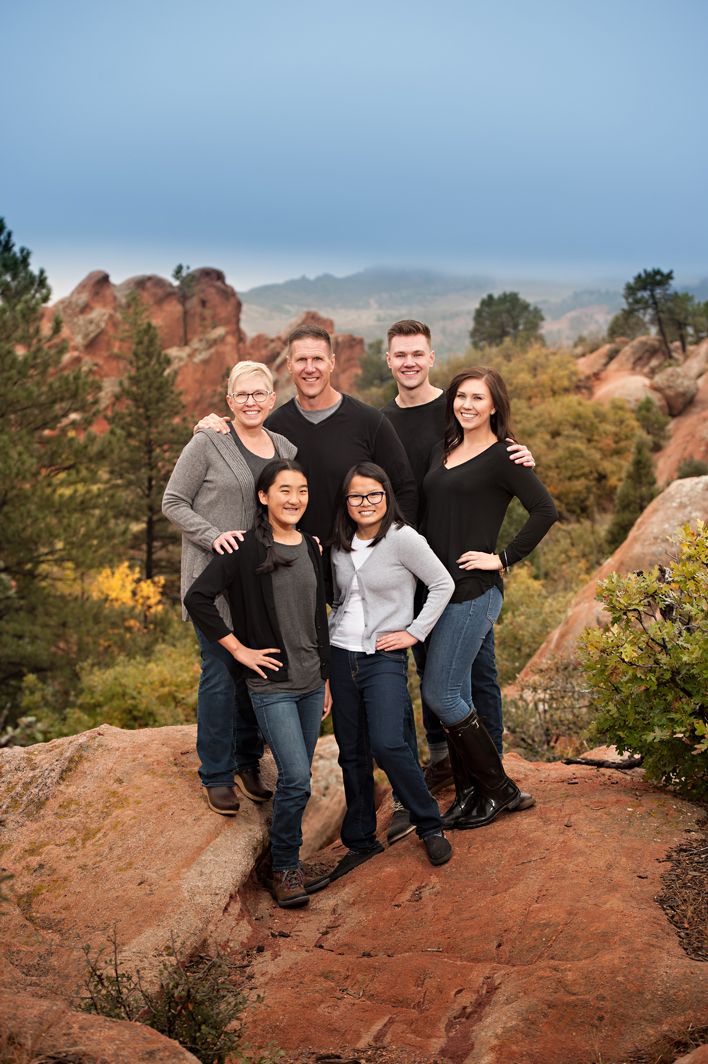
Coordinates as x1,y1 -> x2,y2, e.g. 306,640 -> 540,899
422,440 -> 558,604
184,530 -> 330,681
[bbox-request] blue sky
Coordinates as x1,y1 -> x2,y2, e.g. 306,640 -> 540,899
2,0 -> 707,297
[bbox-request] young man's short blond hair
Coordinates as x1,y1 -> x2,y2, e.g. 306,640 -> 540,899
227,360 -> 274,395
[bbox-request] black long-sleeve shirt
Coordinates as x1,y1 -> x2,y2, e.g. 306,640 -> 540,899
266,395 -> 418,540
422,440 -> 558,603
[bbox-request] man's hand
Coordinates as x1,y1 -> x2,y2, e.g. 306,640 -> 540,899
212,530 -> 246,554
456,550 -> 502,572
232,645 -> 282,679
375,630 -> 418,651
506,439 -> 535,468
323,679 -> 332,719
194,413 -> 230,435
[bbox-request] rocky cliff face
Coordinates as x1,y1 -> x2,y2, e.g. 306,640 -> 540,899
514,476 -> 708,679
46,270 -> 366,420
577,336 -> 708,482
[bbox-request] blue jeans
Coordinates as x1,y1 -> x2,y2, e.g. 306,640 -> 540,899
249,686 -> 325,871
193,624 -> 264,788
414,626 -> 504,756
422,588 -> 504,729
330,647 -> 442,850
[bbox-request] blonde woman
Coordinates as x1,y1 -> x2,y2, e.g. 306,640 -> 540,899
163,361 -> 296,814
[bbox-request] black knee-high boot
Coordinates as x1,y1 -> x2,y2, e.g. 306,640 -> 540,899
444,710 -> 535,829
441,737 -> 477,827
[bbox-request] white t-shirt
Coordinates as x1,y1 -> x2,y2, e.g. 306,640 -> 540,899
330,535 -> 371,652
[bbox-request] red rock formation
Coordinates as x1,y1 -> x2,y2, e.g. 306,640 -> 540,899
0,992 -> 198,1063
577,335 -> 708,482
515,476 -> 708,679
2,723 -> 705,1064
47,273 -> 366,420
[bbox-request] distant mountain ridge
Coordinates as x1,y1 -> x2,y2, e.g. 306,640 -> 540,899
240,266 -> 626,355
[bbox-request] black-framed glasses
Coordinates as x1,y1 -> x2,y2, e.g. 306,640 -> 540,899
346,490 -> 386,506
228,390 -> 272,404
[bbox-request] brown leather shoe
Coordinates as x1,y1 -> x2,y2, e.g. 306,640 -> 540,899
423,754 -> 454,794
235,765 -> 273,803
272,867 -> 309,909
206,786 -> 240,816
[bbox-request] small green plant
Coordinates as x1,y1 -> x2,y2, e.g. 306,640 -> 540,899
635,396 -> 670,452
581,522 -> 708,800
81,930 -> 252,1063
676,457 -> 708,479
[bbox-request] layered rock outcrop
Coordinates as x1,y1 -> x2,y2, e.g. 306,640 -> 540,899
514,475 -> 708,679
577,334 -> 708,482
46,270 -> 366,421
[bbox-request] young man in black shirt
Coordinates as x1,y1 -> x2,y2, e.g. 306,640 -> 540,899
380,321 -> 534,831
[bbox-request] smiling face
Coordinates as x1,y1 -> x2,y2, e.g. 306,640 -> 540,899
227,370 -> 275,428
258,469 -> 309,532
345,474 -> 388,539
287,337 -> 336,403
386,333 -> 435,392
453,377 -> 496,435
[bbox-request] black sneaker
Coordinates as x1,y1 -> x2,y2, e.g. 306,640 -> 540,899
328,841 -> 385,883
423,831 -> 452,866
298,861 -> 331,895
422,755 -> 454,794
386,802 -> 415,845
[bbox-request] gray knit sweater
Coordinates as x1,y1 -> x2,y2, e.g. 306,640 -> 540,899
162,427 -> 296,623
329,524 -> 454,653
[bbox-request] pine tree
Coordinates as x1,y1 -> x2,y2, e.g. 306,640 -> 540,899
106,296 -> 190,583
605,435 -> 658,552
0,219 -> 102,706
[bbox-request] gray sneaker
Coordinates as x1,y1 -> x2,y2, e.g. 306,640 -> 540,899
387,801 -> 415,844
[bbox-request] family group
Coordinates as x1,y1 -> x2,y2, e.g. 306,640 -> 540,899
162,319 -> 558,908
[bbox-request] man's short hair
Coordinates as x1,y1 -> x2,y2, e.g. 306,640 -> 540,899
286,324 -> 333,356
387,319 -> 432,348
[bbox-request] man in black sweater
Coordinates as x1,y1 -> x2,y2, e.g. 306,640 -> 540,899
265,324 -> 417,538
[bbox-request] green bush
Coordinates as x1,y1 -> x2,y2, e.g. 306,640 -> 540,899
80,930 -> 278,1063
677,457 -> 708,479
27,631 -> 201,737
581,522 -> 708,800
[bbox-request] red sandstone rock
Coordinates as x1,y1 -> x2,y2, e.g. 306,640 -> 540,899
0,991 -> 198,1062
611,335 -> 672,375
48,273 -> 366,421
683,339 -> 708,380
656,372 -> 708,484
575,342 -> 621,378
514,476 -> 708,677
0,723 -> 342,997
652,365 -> 699,415
234,761 -> 706,1064
593,372 -> 669,411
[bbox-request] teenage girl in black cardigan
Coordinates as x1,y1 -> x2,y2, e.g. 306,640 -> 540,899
185,460 -> 331,910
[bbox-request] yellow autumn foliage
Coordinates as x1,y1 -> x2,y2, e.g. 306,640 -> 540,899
89,562 -> 165,622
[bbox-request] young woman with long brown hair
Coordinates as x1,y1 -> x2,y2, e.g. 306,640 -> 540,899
421,368 -> 558,830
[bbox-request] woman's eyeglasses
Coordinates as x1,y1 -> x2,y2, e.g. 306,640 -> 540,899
228,390 -> 272,404
346,491 -> 386,506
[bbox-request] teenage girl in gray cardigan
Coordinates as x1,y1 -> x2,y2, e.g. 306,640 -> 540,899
326,461 -> 455,877
162,361 -> 295,815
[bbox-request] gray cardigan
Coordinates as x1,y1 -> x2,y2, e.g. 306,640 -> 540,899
329,524 -> 454,653
162,427 -> 296,623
